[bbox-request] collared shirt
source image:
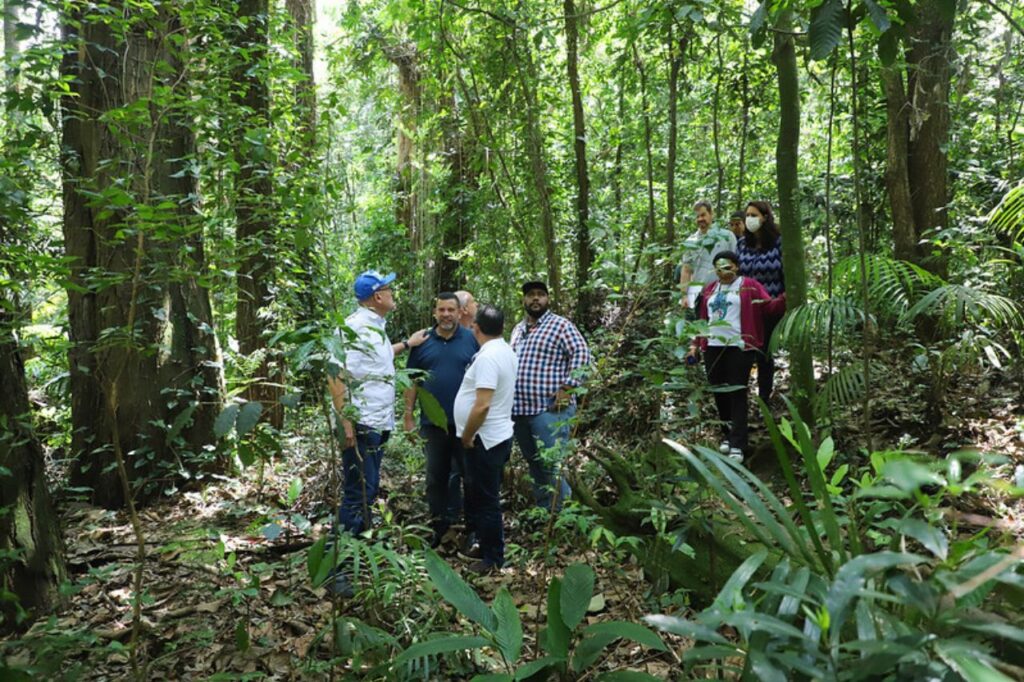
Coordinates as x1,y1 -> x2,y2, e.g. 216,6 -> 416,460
454,338 -> 517,449
510,310 -> 592,417
340,306 -> 395,430
407,325 -> 479,427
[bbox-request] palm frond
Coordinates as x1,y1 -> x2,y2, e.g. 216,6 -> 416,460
771,296 -> 866,353
990,180 -> 1024,239
833,254 -> 938,315
904,284 -> 1022,330
814,363 -> 866,420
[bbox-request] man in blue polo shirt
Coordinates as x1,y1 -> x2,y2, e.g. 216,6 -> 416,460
403,292 -> 479,547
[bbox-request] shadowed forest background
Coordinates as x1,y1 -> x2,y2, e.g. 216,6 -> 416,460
3,0 -> 1024,678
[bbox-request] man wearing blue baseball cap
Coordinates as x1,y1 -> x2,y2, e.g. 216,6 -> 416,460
325,270 -> 426,595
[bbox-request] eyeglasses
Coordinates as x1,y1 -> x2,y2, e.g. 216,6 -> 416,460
715,265 -> 737,273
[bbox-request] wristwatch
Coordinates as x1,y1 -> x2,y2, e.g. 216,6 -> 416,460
402,340 -> 410,351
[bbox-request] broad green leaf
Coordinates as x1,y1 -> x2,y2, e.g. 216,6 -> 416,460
166,403 -> 197,444
644,614 -> 729,644
861,0 -> 892,32
881,458 -> 945,492
425,550 -> 497,631
214,403 -> 239,438
236,401 -> 263,437
306,536 -> 326,581
545,577 -> 570,659
287,478 -> 303,506
720,610 -> 807,640
939,651 -> 1013,682
560,563 -> 595,630
816,436 -> 835,471
583,621 -> 666,651
746,649 -> 788,682
896,517 -> 948,560
471,675 -> 514,682
416,386 -> 449,429
572,631 -> 619,673
493,587 -> 523,663
261,522 -> 282,541
809,0 -> 845,61
235,621 -> 250,652
391,635 -> 490,670
514,656 -> 565,680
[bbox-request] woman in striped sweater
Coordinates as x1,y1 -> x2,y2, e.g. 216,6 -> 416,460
738,201 -> 784,403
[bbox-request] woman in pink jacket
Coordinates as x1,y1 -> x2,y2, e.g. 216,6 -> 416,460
686,250 -> 786,463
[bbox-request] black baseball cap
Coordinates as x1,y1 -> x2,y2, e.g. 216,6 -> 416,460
521,280 -> 548,295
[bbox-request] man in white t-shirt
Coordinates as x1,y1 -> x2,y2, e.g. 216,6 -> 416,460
453,304 -> 517,572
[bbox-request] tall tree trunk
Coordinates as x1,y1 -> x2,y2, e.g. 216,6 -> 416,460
61,3 -> 223,508
564,0 -> 593,326
285,0 -> 320,327
0,314 -> 66,631
737,49 -> 750,207
772,9 -> 815,416
514,29 -> 562,305
436,88 -> 477,292
232,0 -> 282,428
905,0 -> 955,276
666,23 -> 682,249
390,43 -> 420,249
712,33 -> 724,213
633,42 -> 657,274
3,0 -> 16,90
882,66 -> 918,262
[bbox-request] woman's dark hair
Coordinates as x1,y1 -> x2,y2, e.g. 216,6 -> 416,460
475,305 -> 504,336
745,200 -> 780,251
712,250 -> 740,267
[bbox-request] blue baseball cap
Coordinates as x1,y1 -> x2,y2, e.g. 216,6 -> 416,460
354,270 -> 396,301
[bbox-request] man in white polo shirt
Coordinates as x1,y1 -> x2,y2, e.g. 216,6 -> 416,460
327,270 -> 426,539
454,304 -> 517,572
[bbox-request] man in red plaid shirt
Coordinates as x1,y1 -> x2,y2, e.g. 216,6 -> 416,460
510,280 -> 592,511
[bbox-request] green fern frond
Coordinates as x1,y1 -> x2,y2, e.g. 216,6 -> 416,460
832,254 -> 937,316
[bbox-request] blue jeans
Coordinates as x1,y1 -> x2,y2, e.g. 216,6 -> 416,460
513,405 -> 575,511
338,425 -> 390,534
422,424 -> 465,536
463,436 -> 513,567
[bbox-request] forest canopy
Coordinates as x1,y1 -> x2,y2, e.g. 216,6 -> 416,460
2,0 -> 1024,678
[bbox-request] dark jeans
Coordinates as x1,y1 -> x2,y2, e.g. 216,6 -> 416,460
513,406 -> 574,511
338,425 -> 390,534
463,436 -> 513,567
704,346 -> 756,451
421,423 -> 466,536
757,316 -> 779,403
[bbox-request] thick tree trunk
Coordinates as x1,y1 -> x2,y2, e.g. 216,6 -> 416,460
772,10 -> 815,417
436,88 -> 477,292
882,66 -> 918,262
905,0 -> 955,276
564,0 -> 593,326
232,0 -> 283,428
0,314 -> 66,630
61,4 -> 223,508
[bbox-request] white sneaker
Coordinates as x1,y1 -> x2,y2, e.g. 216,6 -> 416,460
718,441 -> 731,454
728,448 -> 744,463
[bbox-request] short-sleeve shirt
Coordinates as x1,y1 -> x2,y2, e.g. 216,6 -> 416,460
407,325 -> 479,427
681,224 -> 737,300
705,277 -> 744,348
340,306 -> 395,430
453,339 -> 517,449
509,311 -> 592,417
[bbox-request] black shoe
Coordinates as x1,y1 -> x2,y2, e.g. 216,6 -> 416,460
467,559 -> 499,574
324,570 -> 354,598
458,534 -> 481,560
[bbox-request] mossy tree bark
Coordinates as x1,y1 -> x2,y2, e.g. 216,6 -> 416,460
0,313 -> 66,630
60,3 -> 223,508
772,9 -> 815,418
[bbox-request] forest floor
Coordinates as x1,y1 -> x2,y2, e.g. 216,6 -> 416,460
6,352 -> 1024,680
5,420 -> 682,680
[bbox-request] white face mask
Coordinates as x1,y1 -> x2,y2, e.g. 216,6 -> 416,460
745,216 -> 762,233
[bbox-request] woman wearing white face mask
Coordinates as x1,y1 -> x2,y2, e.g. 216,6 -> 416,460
737,201 -> 784,404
